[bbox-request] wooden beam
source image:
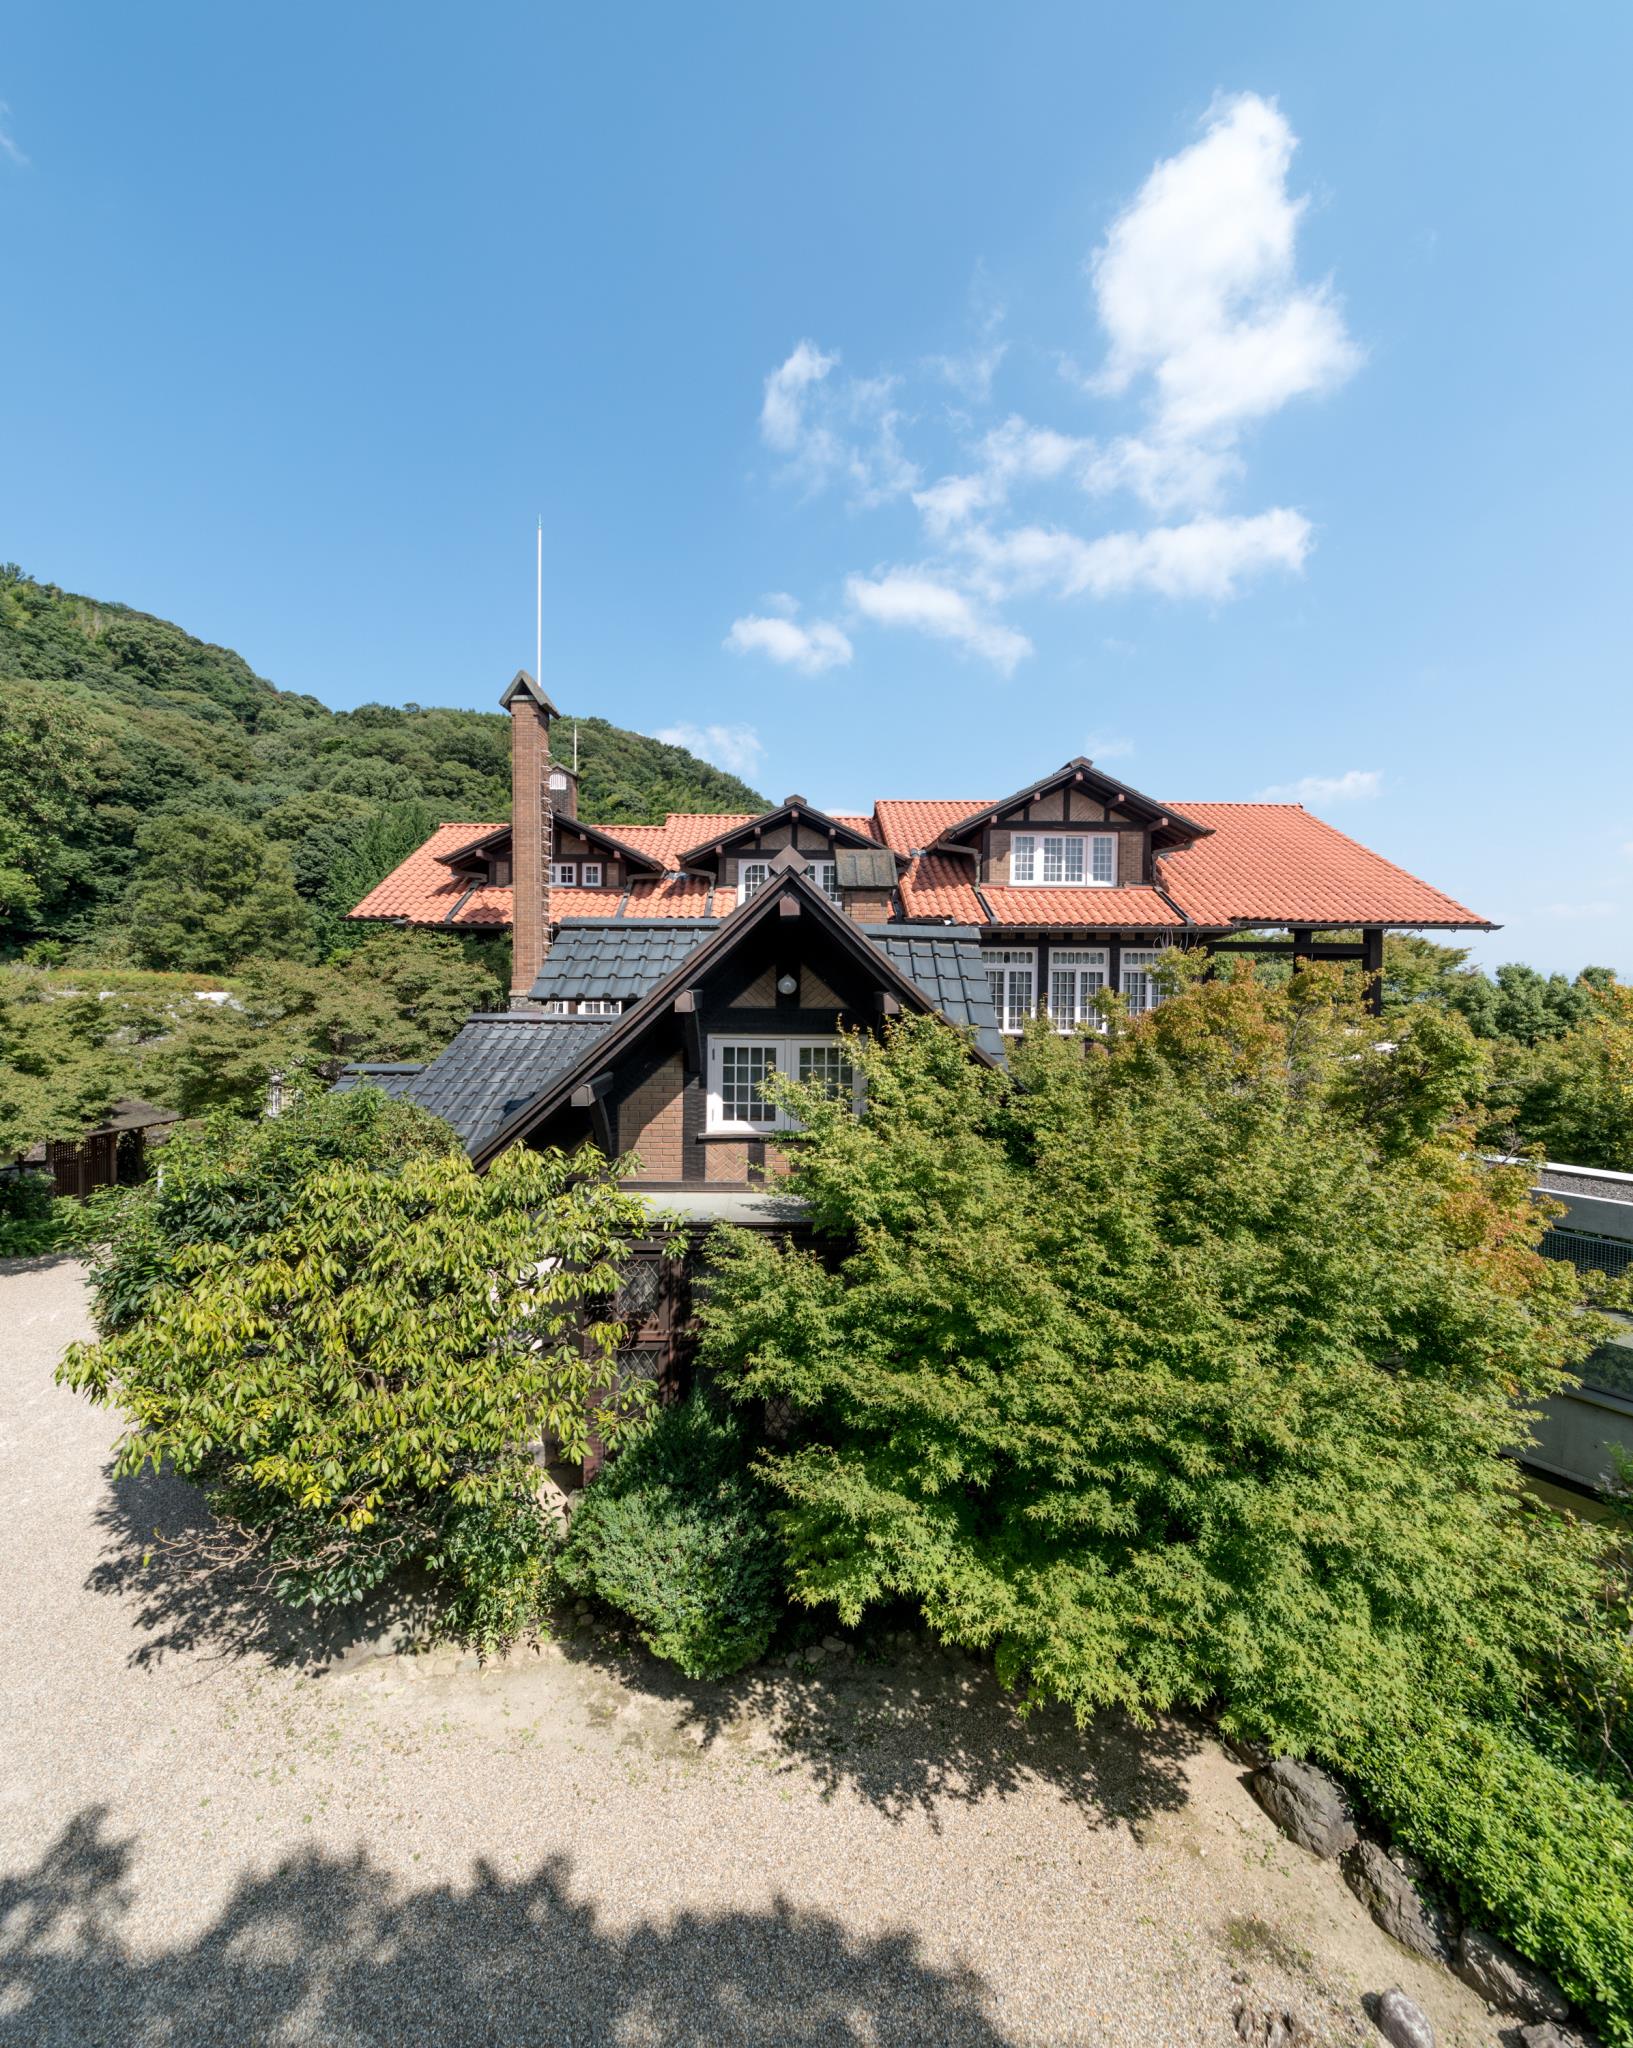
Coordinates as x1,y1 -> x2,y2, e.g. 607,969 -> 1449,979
569,1070 -> 616,1110
1207,939 -> 1367,960
1362,927 -> 1385,1017
875,991 -> 902,1017
673,987 -> 704,1072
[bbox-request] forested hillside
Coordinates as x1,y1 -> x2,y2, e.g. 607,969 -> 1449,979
0,565 -> 765,956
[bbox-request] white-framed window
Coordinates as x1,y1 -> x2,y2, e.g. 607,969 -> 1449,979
984,948 -> 1037,1034
581,861 -> 603,888
1008,832 -> 1117,887
1120,948 -> 1164,1014
810,859 -> 842,904
739,860 -> 772,901
543,999 -> 571,1015
706,1035 -> 861,1133
576,998 -> 622,1016
551,861 -> 578,888
1048,948 -> 1109,1031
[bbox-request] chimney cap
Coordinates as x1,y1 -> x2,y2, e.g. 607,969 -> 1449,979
500,669 -> 561,718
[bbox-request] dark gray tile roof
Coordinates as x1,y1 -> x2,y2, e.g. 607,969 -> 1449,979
527,921 -> 720,1005
337,1017 -> 612,1152
865,926 -> 1005,1062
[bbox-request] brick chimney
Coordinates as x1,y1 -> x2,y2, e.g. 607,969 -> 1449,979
501,668 -> 561,1004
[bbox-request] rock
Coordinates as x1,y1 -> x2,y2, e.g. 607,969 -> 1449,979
1342,1840 -> 1456,1962
1372,1988 -> 1434,2048
1232,2001 -> 1317,2046
1455,1929 -> 1571,2024
1249,1759 -> 1358,1860
1519,2025 -> 1600,2048
821,1634 -> 847,1654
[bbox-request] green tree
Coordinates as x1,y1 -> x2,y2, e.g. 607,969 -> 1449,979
124,815 -> 313,972
151,931 -> 501,1117
1486,980 -> 1633,1169
698,982 -> 1602,1754
62,1129 -> 657,1616
0,681 -> 100,937
0,973 -> 167,1155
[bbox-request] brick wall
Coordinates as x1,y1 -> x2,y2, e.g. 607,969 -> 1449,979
620,1055 -> 685,1182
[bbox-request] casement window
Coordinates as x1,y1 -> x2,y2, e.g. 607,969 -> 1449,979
580,861 -> 603,888
543,1000 -> 571,1015
1008,832 -> 1117,887
551,862 -> 578,888
1120,948 -> 1164,1014
985,948 -> 1037,1034
739,860 -> 772,901
576,998 -> 622,1016
809,859 -> 842,904
1048,948 -> 1109,1031
706,1035 -> 860,1134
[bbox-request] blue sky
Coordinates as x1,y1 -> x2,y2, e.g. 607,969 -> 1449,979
4,3 -> 1629,974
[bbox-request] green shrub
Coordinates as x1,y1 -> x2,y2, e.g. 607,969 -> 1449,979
427,1495 -> 559,1657
558,1398 -> 785,1679
0,1172 -> 83,1257
1331,1710 -> 1633,2045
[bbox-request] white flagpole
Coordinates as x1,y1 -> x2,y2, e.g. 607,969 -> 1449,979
535,517 -> 543,687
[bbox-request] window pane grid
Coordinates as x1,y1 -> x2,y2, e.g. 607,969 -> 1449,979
1008,833 -> 1117,887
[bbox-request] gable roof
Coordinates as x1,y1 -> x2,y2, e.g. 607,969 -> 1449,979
934,760 -> 1212,846
1156,804 -> 1493,929
439,818 -> 667,875
465,865 -> 1002,1164
675,798 -> 885,868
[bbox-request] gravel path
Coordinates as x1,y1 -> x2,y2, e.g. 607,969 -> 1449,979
0,1257 -> 1509,2047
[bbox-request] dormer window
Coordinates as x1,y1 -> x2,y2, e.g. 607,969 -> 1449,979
1009,833 -> 1117,887
581,861 -> 603,888
551,862 -> 578,887
810,860 -> 842,904
740,861 -> 772,900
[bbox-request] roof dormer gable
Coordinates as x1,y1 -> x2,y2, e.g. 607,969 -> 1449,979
675,797 -> 900,874
934,759 -> 1212,854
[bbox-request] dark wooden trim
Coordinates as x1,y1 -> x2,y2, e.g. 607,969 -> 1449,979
681,1070 -> 707,1180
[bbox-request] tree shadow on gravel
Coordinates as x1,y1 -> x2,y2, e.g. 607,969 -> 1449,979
555,1623 -> 1200,1833
84,1464 -> 431,1676
0,1806 -> 1017,2048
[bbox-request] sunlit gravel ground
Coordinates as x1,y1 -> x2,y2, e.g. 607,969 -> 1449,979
0,1257 -> 1508,2047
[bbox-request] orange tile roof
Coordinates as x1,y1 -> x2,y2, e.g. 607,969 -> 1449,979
1158,804 -> 1490,929
896,852 -> 984,923
977,885 -> 1187,929
351,796 -> 1490,934
350,823 -> 513,928
874,799 -> 993,853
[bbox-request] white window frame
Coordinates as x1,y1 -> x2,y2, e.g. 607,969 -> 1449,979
705,1035 -> 862,1134
575,998 -> 622,1016
739,860 -> 772,901
1047,948 -> 1109,1032
580,861 -> 603,888
809,858 -> 842,904
1120,948 -> 1164,1015
551,861 -> 578,888
985,948 -> 1037,1035
1008,832 -> 1118,888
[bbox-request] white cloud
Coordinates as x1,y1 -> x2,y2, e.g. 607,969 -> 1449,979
959,508 -> 1312,602
725,612 -> 854,674
1084,92 -> 1360,508
845,571 -> 1033,675
1085,734 -> 1136,760
655,722 -> 767,780
0,103 -> 25,168
738,95 -> 1357,670
1254,768 -> 1382,804
759,343 -> 920,504
760,341 -> 838,454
